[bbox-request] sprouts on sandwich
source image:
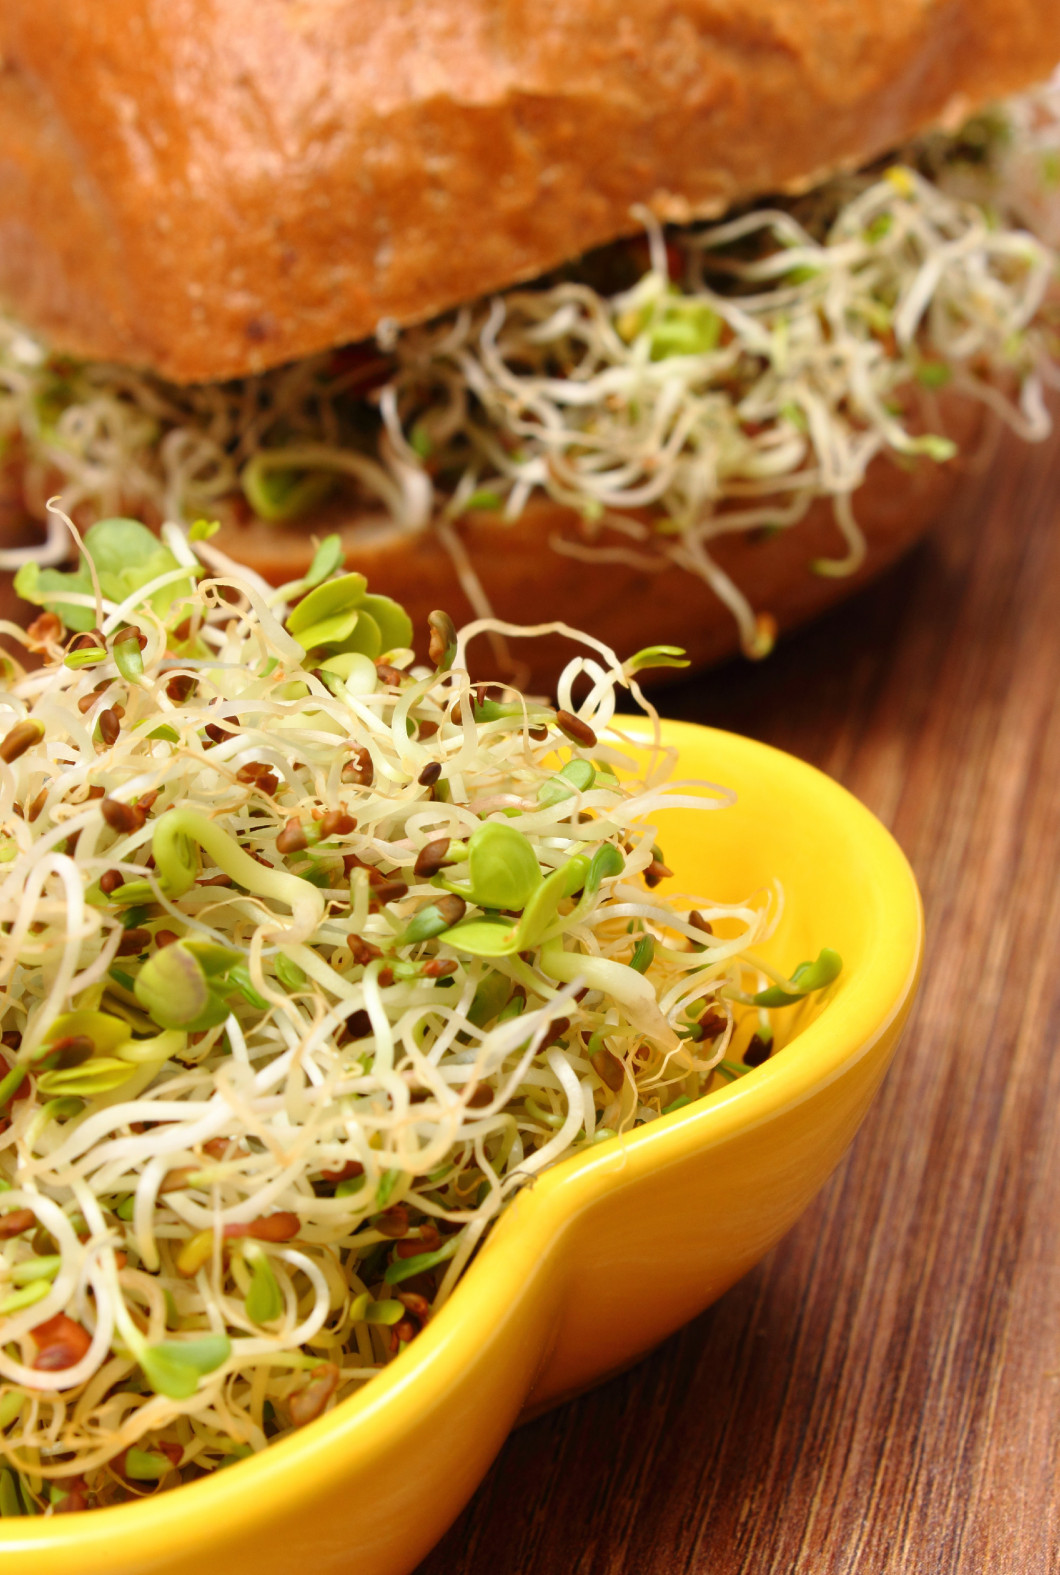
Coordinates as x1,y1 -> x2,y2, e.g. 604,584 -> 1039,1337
0,514 -> 839,1513
1,88 -> 1058,657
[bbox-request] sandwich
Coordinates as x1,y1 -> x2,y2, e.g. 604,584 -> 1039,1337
1,1 -> 1059,685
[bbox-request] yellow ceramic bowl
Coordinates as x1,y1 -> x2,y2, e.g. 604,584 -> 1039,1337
0,721 -> 923,1575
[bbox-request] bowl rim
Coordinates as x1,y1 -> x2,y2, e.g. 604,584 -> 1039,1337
1,718 -> 924,1556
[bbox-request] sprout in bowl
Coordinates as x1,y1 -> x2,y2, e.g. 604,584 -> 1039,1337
0,512 -> 842,1516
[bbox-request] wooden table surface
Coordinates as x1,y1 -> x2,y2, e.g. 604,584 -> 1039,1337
416,423 -> 1060,1575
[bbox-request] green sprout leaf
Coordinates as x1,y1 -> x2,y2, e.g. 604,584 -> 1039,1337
649,301 -> 722,360
242,453 -> 337,522
586,843 -> 624,894
171,938 -> 242,976
315,650 -> 379,695
15,562 -> 96,632
140,1335 -> 232,1400
0,1280 -> 51,1316
400,900 -> 461,946
908,433 -> 958,463
463,822 -> 541,910
749,948 -> 844,1007
630,934 -> 655,974
225,961 -> 268,1010
108,879 -> 157,908
440,917 -> 519,957
357,1297 -> 405,1326
0,1469 -> 25,1518
134,943 -> 210,1028
356,594 -> 413,654
9,1255 -> 61,1287
124,1447 -> 177,1482
0,1065 -> 26,1115
113,633 -> 145,683
36,1059 -> 138,1097
243,1244 -> 283,1324
274,955 -> 307,992
467,970 -> 511,1028
409,425 -> 432,460
38,1009 -> 133,1060
915,359 -> 952,389
537,758 -> 596,807
15,519 -> 196,633
457,488 -> 504,514
303,534 -> 345,589
284,575 -> 410,659
63,646 -> 107,671
383,1237 -> 459,1285
287,572 -> 367,644
0,1391 -> 23,1428
295,607 -> 366,654
134,941 -> 234,1032
517,857 -> 588,950
37,1098 -> 83,1124
443,851 -> 588,959
623,645 -> 690,675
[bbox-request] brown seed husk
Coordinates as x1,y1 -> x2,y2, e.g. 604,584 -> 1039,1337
25,612 -> 63,650
342,746 -> 374,786
116,928 -> 151,956
413,837 -> 452,879
0,1209 -> 37,1239
427,610 -> 456,666
591,1046 -> 626,1092
743,1034 -> 773,1068
0,719 -> 44,763
434,894 -> 467,927
165,674 -> 197,703
275,818 -> 308,855
555,710 -> 598,748
318,809 -> 356,839
101,797 -> 146,834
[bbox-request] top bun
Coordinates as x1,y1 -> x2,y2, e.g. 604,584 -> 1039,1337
1,0 -> 1058,384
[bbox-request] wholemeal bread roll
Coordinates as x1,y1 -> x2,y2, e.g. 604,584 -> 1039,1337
1,0 -> 1059,384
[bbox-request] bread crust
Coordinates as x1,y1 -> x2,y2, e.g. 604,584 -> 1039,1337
1,1 -> 1058,384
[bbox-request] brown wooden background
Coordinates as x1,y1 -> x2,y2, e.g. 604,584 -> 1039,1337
415,421 -> 1060,1575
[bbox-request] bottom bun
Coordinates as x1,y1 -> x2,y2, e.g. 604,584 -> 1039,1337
1,395 -> 983,692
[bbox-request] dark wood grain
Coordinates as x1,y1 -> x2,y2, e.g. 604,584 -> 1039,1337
415,422 -> 1060,1575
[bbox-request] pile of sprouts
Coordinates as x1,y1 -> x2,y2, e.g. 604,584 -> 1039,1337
1,90 -> 1058,655
0,513 -> 839,1514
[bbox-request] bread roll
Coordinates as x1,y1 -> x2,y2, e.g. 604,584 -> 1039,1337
1,0 -> 1058,383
